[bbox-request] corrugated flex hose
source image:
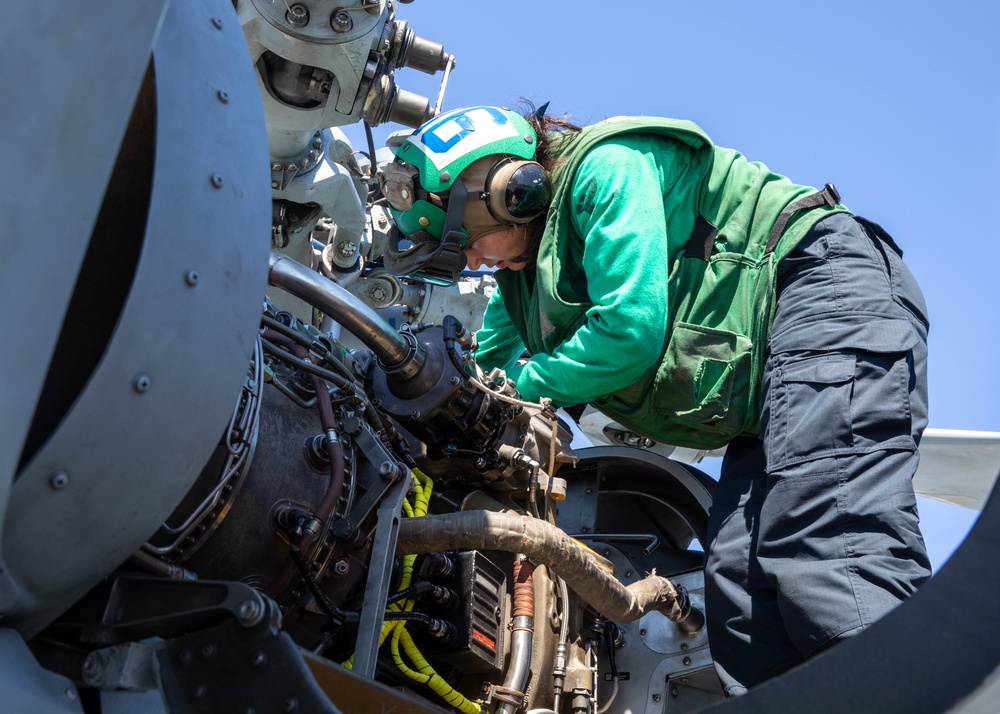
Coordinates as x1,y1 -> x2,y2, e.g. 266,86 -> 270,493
397,510 -> 701,627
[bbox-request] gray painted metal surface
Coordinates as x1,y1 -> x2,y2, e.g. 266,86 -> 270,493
2,0 -> 271,636
0,0 -> 169,615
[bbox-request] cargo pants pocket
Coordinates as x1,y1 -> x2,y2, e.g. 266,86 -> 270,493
764,345 -> 917,474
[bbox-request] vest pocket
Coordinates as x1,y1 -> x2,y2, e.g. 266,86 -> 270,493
651,322 -> 753,437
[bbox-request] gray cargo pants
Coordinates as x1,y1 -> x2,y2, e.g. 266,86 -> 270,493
704,212 -> 932,695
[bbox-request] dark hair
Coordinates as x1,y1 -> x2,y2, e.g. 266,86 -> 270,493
511,100 -> 582,267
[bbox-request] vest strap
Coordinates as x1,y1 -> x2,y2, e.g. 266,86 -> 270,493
765,183 -> 840,253
685,216 -> 718,261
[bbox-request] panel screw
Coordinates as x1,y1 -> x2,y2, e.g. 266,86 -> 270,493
49,472 -> 69,490
216,89 -> 229,104
282,696 -> 299,712
185,270 -> 200,286
211,17 -> 223,30
210,174 -> 224,189
683,656 -> 691,666
251,651 -> 268,668
133,374 -> 151,393
652,694 -> 661,703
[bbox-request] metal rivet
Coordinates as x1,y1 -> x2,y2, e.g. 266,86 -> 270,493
185,270 -> 200,286
64,687 -> 78,702
49,472 -> 69,490
210,174 -> 224,188
251,651 -> 268,668
652,694 -> 661,703
440,171 -> 450,182
639,628 -> 647,637
211,17 -> 223,30
216,89 -> 229,103
191,684 -> 207,699
524,134 -> 534,144
683,656 -> 691,666
133,374 -> 151,393
418,216 -> 429,227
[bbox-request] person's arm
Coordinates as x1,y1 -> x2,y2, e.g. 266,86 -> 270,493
504,138 -> 680,406
474,285 -> 526,372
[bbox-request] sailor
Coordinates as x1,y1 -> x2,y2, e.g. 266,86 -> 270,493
381,104 -> 932,695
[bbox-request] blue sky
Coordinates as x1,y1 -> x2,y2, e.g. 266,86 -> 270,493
349,1 -> 999,570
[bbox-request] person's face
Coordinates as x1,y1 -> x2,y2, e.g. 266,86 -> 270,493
463,227 -> 530,271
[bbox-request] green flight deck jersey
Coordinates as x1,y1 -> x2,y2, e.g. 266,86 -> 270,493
474,117 -> 848,449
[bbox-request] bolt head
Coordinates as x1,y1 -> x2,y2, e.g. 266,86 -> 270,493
286,4 -> 309,27
331,10 -> 352,32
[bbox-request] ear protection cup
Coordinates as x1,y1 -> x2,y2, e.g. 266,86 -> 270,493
483,158 -> 552,225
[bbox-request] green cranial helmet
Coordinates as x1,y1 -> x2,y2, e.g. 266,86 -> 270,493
381,106 -> 552,285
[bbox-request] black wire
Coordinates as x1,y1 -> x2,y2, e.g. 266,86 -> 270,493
289,529 -> 346,626
364,121 -> 379,194
261,314 -> 313,347
386,581 -> 436,605
260,335 -> 358,393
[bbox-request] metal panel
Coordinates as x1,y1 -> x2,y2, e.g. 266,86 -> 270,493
0,0 -> 168,613
2,0 -> 271,636
0,628 -> 83,713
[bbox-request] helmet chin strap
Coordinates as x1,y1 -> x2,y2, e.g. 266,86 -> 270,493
389,177 -> 470,286
418,177 -> 468,285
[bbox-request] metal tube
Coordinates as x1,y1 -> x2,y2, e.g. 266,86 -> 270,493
267,252 -> 424,378
499,559 -> 534,714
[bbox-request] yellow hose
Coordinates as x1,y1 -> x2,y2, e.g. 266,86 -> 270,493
344,469 -> 482,713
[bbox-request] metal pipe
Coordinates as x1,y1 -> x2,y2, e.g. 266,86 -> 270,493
268,252 -> 425,379
499,558 -> 534,714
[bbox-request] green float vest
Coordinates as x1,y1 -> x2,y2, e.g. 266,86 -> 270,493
495,118 -> 848,449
